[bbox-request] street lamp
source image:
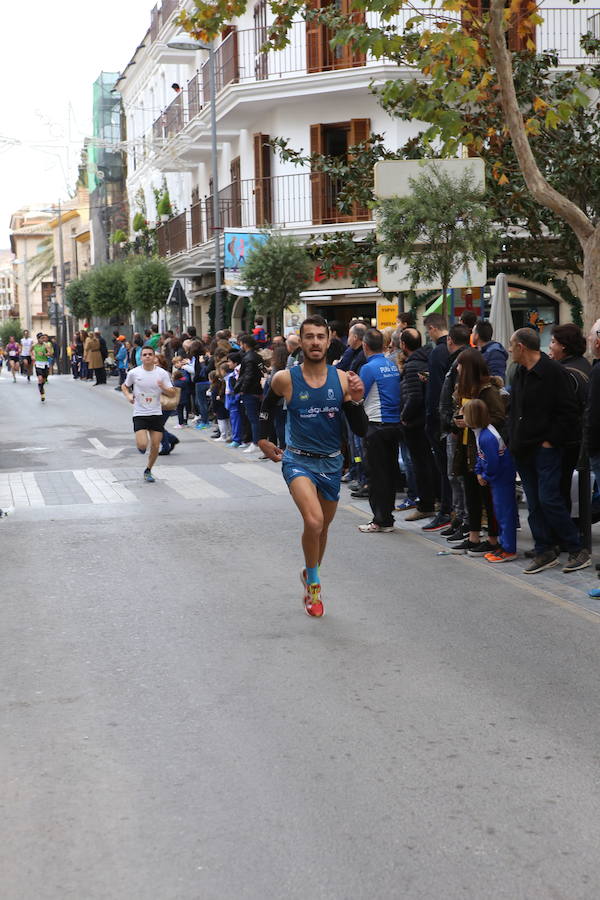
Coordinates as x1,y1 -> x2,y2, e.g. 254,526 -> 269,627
167,33 -> 224,332
43,200 -> 68,374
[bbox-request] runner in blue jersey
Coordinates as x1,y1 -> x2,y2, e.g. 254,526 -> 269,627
258,316 -> 368,617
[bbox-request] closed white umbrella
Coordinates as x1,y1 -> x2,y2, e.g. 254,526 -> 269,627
489,272 -> 514,350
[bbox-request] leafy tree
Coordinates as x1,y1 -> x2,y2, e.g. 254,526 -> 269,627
87,263 -> 130,318
177,0 -> 600,328
377,165 -> 499,312
0,320 -> 23,344
65,273 -> 93,321
28,235 -> 54,288
242,232 -> 313,320
126,258 -> 172,319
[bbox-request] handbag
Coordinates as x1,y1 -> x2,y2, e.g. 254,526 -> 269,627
161,386 -> 181,411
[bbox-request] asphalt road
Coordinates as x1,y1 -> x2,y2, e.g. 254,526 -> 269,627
2,371 -> 600,899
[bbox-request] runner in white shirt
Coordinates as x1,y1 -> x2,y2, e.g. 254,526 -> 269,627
19,330 -> 33,381
122,346 -> 177,483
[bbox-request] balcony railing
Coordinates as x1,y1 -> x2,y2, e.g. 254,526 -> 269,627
141,8 -> 599,155
155,174 -> 372,258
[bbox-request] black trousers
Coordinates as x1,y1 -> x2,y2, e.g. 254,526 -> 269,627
365,422 -> 401,527
404,425 -> 435,512
462,471 -> 499,537
426,423 -> 452,515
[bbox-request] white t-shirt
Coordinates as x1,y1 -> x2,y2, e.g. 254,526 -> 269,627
124,365 -> 173,416
20,337 -> 33,356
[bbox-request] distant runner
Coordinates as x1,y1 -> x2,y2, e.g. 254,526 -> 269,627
121,346 -> 177,483
19,330 -> 33,382
32,333 -> 50,401
6,336 -> 20,382
258,316 -> 368,617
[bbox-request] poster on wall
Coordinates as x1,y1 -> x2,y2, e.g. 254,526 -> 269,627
224,232 -> 268,293
376,300 -> 399,330
283,303 -> 307,336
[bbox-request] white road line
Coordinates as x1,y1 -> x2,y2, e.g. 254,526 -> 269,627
72,469 -> 136,504
221,462 -> 288,495
0,471 -> 45,508
153,465 -> 227,499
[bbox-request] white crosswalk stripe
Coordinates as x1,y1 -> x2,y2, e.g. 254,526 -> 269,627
0,462 -> 288,509
221,462 -> 288,495
72,469 -> 138,504
153,465 -> 227,500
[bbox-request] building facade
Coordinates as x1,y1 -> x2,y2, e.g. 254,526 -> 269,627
116,0 -> 600,337
0,251 -> 15,323
9,208 -> 55,335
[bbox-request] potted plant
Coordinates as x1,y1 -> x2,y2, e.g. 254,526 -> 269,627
132,212 -> 147,233
157,192 -> 172,223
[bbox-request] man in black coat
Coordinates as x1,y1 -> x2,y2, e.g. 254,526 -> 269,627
438,324 -> 471,539
508,327 -> 590,575
400,328 -> 435,520
234,334 -> 264,453
423,313 -> 451,531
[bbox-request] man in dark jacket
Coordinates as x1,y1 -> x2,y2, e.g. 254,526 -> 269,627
438,324 -> 471,540
400,328 -> 435,520
234,334 -> 264,453
508,327 -> 590,575
423,313 -> 451,531
473,320 -> 508,380
336,323 -> 366,373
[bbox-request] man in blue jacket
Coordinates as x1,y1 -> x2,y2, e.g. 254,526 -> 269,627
357,328 -> 402,533
473,320 -> 508,380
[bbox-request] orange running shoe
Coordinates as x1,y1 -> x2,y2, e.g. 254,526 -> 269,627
484,549 -> 517,563
304,583 -> 324,618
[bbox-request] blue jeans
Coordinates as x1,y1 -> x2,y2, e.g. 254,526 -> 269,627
517,446 -> 581,555
161,410 -> 177,452
399,438 -> 418,502
241,394 -> 261,444
194,382 -> 210,424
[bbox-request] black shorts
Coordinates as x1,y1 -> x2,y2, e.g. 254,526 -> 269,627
20,356 -> 31,364
35,366 -> 49,378
133,415 -> 164,434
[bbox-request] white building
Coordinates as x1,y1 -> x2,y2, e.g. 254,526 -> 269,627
116,0 -> 600,336
0,251 -> 15,323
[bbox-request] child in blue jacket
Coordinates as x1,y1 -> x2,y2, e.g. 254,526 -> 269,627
463,399 -> 517,562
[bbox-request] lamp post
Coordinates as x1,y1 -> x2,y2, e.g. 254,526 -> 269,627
167,34 -> 224,332
43,201 -> 68,374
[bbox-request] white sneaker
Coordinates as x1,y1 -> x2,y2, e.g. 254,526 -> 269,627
243,442 -> 259,453
215,435 -> 228,442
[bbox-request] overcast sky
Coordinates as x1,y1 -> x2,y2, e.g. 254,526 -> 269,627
0,0 -> 154,249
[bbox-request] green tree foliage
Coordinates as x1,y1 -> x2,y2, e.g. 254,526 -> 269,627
125,258 -> 172,318
65,273 -> 93,321
87,263 -> 130,318
28,235 -> 54,288
378,165 -> 499,310
0,320 -> 23,344
242,232 -> 313,318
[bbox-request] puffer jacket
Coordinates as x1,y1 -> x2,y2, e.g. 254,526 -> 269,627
400,345 -> 431,429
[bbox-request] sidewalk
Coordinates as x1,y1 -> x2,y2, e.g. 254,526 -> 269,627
344,487 -> 600,622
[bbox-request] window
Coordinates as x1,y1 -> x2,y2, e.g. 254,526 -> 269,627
306,0 -> 365,74
253,133 -> 272,225
462,0 -> 536,52
253,0 -> 268,80
310,119 -> 370,224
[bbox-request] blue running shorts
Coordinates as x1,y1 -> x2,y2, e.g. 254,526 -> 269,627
281,459 -> 343,503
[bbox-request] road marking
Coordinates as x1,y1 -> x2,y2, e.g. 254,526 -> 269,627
221,462 -> 288,495
0,471 -> 45,507
82,438 -> 126,459
72,469 -> 137,504
153,465 -> 227,499
10,447 -> 50,453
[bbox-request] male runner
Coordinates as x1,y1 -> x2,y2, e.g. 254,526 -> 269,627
258,315 -> 368,617
19,330 -> 33,381
122,346 -> 176,483
5,336 -> 20,382
32,333 -> 50,401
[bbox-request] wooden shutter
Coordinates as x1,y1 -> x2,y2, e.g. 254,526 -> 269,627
461,0 -> 482,39
310,124 -> 327,225
508,0 -> 536,51
221,26 -> 239,88
253,133 -> 272,226
339,0 -> 366,69
306,0 -> 328,73
230,157 -> 242,227
349,118 -> 370,221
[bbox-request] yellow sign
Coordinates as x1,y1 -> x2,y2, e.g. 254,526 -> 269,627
376,303 -> 398,329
